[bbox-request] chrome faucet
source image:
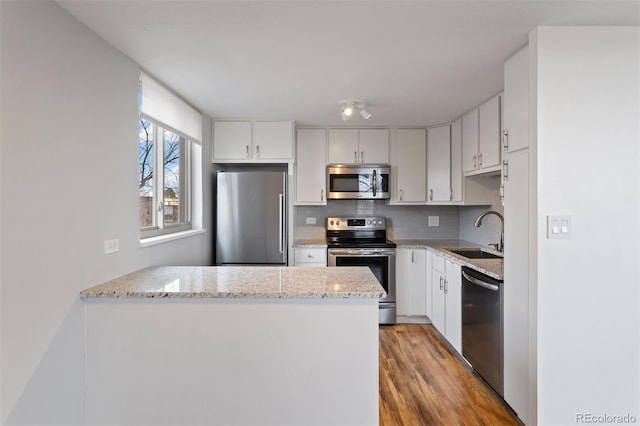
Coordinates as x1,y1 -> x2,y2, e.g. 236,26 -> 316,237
474,210 -> 504,253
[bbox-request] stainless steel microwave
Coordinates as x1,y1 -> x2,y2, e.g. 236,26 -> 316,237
326,164 -> 390,200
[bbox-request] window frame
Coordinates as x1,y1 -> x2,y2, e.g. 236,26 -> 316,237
139,114 -> 193,239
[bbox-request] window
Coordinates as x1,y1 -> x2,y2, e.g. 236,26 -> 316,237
138,71 -> 202,241
139,119 -> 192,237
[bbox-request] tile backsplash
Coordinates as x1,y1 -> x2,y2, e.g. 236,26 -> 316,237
295,200 -> 461,240
294,181 -> 502,247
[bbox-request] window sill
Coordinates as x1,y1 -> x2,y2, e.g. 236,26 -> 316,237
139,229 -> 206,248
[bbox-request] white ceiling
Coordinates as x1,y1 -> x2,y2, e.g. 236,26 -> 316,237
57,0 -> 639,128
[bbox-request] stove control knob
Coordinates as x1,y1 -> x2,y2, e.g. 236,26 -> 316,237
378,220 -> 383,225
336,220 -> 340,225
367,220 -> 371,225
330,220 -> 335,226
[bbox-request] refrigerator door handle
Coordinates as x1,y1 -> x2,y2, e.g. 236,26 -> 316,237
278,193 -> 284,254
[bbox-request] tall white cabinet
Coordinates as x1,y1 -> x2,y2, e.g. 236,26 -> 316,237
502,44 -> 532,425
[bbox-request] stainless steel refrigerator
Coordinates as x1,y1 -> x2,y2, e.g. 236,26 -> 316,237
215,171 -> 287,265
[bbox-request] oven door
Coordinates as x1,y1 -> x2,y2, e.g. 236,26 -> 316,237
327,248 -> 396,304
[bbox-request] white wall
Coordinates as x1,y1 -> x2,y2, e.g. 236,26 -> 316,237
533,27 -> 639,424
0,2 -> 212,423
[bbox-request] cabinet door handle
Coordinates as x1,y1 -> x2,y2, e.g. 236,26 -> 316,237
360,151 -> 364,163
478,152 -> 483,168
439,276 -> 444,291
444,278 -> 448,294
500,183 -> 505,202
246,145 -> 250,158
399,189 -> 403,201
354,151 -> 357,163
256,145 -> 260,158
320,189 -> 324,202
503,159 -> 508,180
503,129 -> 509,152
473,155 -> 477,168
411,251 -> 415,263
429,189 -> 433,201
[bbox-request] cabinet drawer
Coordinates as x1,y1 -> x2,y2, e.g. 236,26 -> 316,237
294,248 -> 327,265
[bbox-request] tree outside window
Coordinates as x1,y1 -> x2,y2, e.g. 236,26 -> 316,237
139,118 -> 190,236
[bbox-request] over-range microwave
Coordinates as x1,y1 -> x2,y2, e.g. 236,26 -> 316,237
326,164 -> 390,200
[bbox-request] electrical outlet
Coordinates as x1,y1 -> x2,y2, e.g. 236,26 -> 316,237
305,217 -> 317,225
104,238 -> 119,254
428,216 -> 440,227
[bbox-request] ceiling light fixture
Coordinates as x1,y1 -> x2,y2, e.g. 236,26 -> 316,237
339,100 -> 372,121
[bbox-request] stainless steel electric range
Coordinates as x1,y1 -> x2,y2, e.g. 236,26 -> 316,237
326,217 -> 396,325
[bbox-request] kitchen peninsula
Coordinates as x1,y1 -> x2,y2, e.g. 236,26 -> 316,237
81,266 -> 384,425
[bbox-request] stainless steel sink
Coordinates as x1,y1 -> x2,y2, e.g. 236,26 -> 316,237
447,249 -> 503,259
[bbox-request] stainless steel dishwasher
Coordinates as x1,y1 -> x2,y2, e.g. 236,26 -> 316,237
461,266 -> 504,396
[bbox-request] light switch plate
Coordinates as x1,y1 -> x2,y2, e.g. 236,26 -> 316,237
428,216 -> 440,227
305,217 -> 317,225
547,215 -> 571,239
104,238 -> 119,254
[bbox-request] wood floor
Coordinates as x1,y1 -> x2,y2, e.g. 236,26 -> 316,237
379,324 -> 521,426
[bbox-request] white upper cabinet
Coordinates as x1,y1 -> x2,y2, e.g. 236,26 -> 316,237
450,118 -> 463,202
462,109 -> 479,173
253,121 -> 294,160
295,128 -> 327,205
328,129 -> 358,164
358,129 -> 389,164
395,129 -> 426,203
427,125 -> 452,203
213,120 -> 293,162
212,121 -> 252,160
478,96 -> 501,169
504,46 -> 530,153
461,94 -> 502,174
328,128 -> 389,164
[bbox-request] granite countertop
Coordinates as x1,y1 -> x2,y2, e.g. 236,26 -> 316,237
394,239 -> 503,280
80,266 -> 385,299
292,239 -> 327,248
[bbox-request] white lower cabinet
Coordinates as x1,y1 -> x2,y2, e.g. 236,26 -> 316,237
431,253 -> 462,353
293,248 -> 327,267
396,248 -> 428,319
